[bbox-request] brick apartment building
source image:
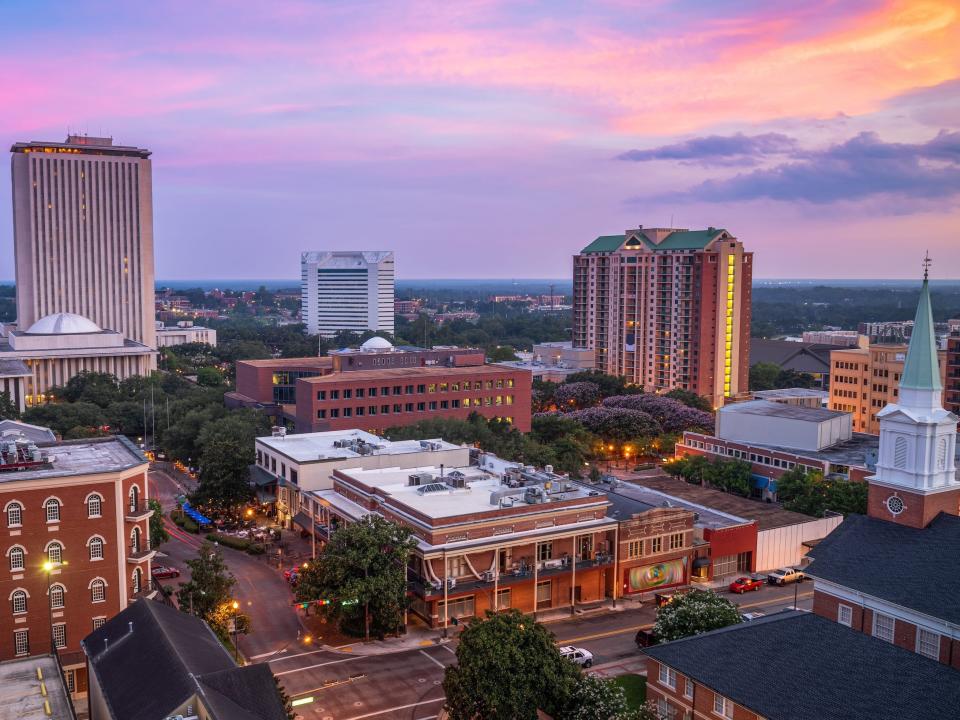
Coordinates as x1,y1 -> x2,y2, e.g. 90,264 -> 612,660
947,330 -> 960,416
644,273 -> 960,719
829,342 -> 947,434
228,338 -> 532,433
1,435 -> 153,705
573,227 -> 752,409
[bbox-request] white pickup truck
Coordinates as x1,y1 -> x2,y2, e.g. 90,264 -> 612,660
767,567 -> 805,586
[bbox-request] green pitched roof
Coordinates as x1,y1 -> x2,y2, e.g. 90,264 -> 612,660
900,278 -> 942,391
581,235 -> 625,254
580,229 -> 729,254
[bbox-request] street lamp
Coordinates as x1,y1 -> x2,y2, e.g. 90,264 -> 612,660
42,560 -> 66,653
231,600 -> 240,662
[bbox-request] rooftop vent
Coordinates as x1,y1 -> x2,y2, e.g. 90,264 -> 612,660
408,472 -> 432,487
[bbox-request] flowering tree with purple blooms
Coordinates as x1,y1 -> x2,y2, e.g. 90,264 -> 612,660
602,394 -> 714,434
554,382 -> 602,411
566,406 -> 660,441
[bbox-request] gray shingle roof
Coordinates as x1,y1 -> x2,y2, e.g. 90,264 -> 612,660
646,611 -> 960,720
805,512 -> 960,625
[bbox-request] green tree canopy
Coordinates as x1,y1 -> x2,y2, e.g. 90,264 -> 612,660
0,392 -> 20,420
148,498 -> 169,550
442,610 -> 579,720
294,516 -> 416,639
653,589 -> 742,642
176,542 -> 236,621
776,466 -> 867,517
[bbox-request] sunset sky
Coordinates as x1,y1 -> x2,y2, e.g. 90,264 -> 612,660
0,0 -> 957,280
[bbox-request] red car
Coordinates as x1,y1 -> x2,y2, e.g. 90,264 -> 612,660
152,565 -> 181,580
729,576 -> 763,594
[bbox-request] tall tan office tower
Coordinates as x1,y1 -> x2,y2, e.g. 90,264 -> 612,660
10,135 -> 156,353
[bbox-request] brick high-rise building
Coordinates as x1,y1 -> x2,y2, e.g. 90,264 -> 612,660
10,136 -> 156,351
947,330 -> 960,417
573,227 -> 752,409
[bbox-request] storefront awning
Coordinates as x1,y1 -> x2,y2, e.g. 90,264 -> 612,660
693,557 -> 711,569
249,464 -> 277,488
256,489 -> 276,504
292,511 -> 313,531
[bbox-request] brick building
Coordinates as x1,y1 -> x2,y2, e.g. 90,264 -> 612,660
644,271 -> 960,718
228,338 -> 531,433
1,436 -> 153,706
947,330 -> 960,416
573,227 -> 752,408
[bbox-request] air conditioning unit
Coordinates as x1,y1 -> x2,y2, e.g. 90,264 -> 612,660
446,577 -> 457,589
481,570 -> 495,582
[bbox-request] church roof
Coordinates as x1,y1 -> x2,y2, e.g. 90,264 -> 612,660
900,277 -> 942,391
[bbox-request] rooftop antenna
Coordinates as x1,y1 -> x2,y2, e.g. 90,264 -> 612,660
923,250 -> 932,281
670,213 -> 674,228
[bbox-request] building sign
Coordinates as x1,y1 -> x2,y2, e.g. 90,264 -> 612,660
493,526 -> 514,536
625,559 -> 686,593
445,534 -> 468,543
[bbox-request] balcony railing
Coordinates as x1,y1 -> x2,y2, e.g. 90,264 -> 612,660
125,502 -> 154,522
126,547 -> 156,564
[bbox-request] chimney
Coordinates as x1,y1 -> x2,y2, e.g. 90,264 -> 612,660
440,464 -> 444,477
128,621 -> 134,634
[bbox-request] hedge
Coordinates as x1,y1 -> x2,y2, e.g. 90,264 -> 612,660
206,532 -> 265,555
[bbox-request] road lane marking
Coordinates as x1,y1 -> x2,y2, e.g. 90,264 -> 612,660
440,644 -> 456,656
269,648 -> 341,663
419,649 -> 446,670
273,655 -> 364,677
340,698 -> 445,720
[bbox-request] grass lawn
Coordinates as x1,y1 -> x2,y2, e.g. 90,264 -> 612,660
610,673 -> 647,710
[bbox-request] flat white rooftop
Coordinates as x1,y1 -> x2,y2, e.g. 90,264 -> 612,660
0,436 -> 146,484
338,464 -> 608,520
256,429 -> 461,464
0,655 -> 73,720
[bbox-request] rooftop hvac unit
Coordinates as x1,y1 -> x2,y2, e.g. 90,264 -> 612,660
445,475 -> 466,489
271,426 -> 286,438
408,472 -> 432,486
545,464 -> 554,474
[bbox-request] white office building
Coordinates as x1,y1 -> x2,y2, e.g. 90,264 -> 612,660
301,251 -> 395,337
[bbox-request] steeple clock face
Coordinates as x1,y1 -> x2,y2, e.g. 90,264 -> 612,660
885,495 -> 905,516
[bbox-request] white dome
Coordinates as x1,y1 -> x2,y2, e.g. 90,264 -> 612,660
360,336 -> 393,351
26,312 -> 102,335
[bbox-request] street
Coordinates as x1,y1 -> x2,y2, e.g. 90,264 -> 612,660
148,465 -> 814,720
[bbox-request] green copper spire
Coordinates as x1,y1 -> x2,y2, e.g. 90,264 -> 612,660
900,256 -> 942,391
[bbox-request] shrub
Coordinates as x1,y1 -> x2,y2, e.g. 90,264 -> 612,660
183,516 -> 199,533
206,532 -> 266,555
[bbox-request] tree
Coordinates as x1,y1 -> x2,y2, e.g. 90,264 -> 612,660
443,610 -> 579,720
749,362 -> 780,391
706,459 -> 752,497
294,516 -> 416,639
554,382 -> 602,411
207,599 -> 251,643
23,402 -> 107,437
0,392 -> 21,420
196,366 -> 224,387
148,499 -> 169,549
194,437 -> 253,510
563,371 -> 640,399
487,345 -> 519,362
559,675 -> 630,720
653,589 -> 742,642
776,467 -> 867,517
176,542 -> 236,621
273,676 -> 296,720
58,371 -> 121,407
664,388 -> 713,412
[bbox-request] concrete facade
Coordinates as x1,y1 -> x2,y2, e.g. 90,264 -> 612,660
300,251 -> 395,337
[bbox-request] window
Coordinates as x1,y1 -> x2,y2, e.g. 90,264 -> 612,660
917,628 -> 940,660
669,532 -> 684,550
712,555 -> 737,577
132,568 -> 142,594
536,580 -> 551,605
45,498 -> 61,523
14,629 -> 29,657
416,402 -> 425,411
50,584 -> 65,609
440,595 -> 475,622
393,385 -> 402,395
90,579 -> 106,603
330,390 -> 339,400
496,588 -> 511,609
684,677 -> 693,699
837,604 -> 853,627
651,537 -> 662,553
130,527 -> 142,554
429,401 -> 437,411
626,540 -> 643,559
658,663 -> 677,689
11,589 -> 27,614
428,384 -> 436,393
128,486 -> 140,512
330,409 -> 339,418
356,388 -> 364,398
9,546 -> 25,571
317,409 -> 326,419
92,617 -> 106,631
86,494 -> 102,517
873,613 -> 895,643
713,694 -> 733,718
537,542 -> 552,561
368,387 -> 377,397
89,536 -> 104,561
52,623 -> 66,650
657,697 -> 676,720
65,670 -> 76,694
393,404 -> 402,413
47,542 -> 63,565
405,385 -> 414,394
381,386 -> 390,396
343,389 -> 352,399
343,407 -> 352,417
6,502 -> 23,527
317,390 -> 326,400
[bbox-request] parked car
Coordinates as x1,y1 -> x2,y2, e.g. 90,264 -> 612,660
635,628 -> 660,649
767,567 -> 805,586
740,612 -> 766,622
151,565 -> 180,580
559,646 -> 594,668
729,576 -> 763,594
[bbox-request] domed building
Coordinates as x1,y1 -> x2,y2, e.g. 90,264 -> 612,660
0,312 -> 154,407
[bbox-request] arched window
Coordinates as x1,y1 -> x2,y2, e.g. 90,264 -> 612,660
90,578 -> 107,603
8,545 -> 26,572
10,589 -> 27,614
86,494 -> 103,518
46,541 -> 63,565
128,485 -> 140,513
5,501 -> 23,527
44,498 -> 61,523
130,527 -> 141,554
937,438 -> 948,471
49,583 -> 65,610
132,568 -> 142,594
894,437 -> 908,469
88,536 -> 105,561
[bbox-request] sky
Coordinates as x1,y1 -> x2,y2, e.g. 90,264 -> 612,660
0,0 -> 958,281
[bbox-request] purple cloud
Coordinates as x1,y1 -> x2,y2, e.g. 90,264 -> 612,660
617,132 -> 798,166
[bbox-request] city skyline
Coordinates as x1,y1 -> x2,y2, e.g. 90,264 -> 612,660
1,1 -> 958,281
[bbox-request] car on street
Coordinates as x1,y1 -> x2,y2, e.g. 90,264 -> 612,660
729,576 -> 763,594
767,567 -> 805,586
559,646 -> 594,668
151,565 -> 180,579
635,628 -> 660,649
